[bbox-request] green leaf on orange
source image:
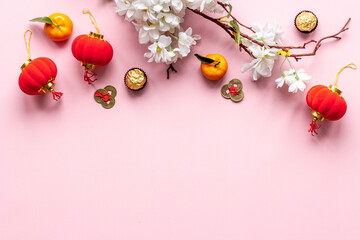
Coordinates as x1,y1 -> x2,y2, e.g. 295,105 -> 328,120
195,54 -> 215,64
30,17 -> 56,26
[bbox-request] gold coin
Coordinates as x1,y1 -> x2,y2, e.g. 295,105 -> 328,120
104,85 -> 117,98
102,98 -> 115,109
221,84 -> 231,99
94,87 -> 116,109
94,89 -> 108,103
229,79 -> 243,91
230,90 -> 244,102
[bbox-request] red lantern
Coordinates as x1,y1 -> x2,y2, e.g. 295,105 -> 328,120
306,63 -> 357,136
19,30 -> 62,101
71,8 -> 113,84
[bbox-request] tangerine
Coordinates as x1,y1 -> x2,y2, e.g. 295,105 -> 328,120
44,13 -> 73,42
200,54 -> 228,81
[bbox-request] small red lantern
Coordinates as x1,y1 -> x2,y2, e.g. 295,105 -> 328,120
19,30 -> 62,101
306,63 -> 357,136
71,8 -> 113,84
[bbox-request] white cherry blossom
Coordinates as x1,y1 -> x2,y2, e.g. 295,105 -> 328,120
114,0 -> 226,65
287,69 -> 311,93
275,68 -> 311,93
144,35 -> 177,64
249,21 -> 283,46
177,27 -> 201,57
115,0 -> 312,93
275,69 -> 295,88
135,23 -> 161,44
241,45 -> 278,80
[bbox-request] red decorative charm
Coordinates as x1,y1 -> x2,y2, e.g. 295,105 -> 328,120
71,9 -> 113,84
306,63 -> 356,136
228,86 -> 239,96
19,30 -> 62,101
95,91 -> 110,102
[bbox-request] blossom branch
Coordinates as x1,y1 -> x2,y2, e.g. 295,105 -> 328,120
187,7 -> 254,58
289,18 -> 351,60
217,1 -> 255,33
239,43 -> 254,58
187,8 -> 234,39
190,5 -> 351,61
167,64 -> 177,79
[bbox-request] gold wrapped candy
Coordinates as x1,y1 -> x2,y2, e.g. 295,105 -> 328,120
124,68 -> 147,91
295,11 -> 318,33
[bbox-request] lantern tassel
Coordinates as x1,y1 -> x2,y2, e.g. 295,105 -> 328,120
308,118 -> 320,136
84,69 -> 97,84
52,91 -> 63,101
49,88 -> 63,101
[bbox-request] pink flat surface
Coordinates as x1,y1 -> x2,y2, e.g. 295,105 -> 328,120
1,0 -> 360,239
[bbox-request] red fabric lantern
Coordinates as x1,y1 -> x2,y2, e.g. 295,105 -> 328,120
19,30 -> 62,101
306,63 -> 356,136
71,9 -> 113,84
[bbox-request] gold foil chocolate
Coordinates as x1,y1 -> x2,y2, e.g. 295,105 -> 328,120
124,68 -> 147,91
295,11 -> 318,33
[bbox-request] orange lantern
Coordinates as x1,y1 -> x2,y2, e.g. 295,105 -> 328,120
18,30 -> 63,101
71,9 -> 113,84
306,63 -> 357,135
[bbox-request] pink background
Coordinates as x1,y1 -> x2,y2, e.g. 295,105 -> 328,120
1,0 -> 360,239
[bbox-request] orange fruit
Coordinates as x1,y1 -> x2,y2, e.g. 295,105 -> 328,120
200,54 -> 228,81
44,13 -> 73,42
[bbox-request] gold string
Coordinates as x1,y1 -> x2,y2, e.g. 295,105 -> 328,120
83,8 -> 100,34
24,29 -> 32,60
335,63 -> 357,87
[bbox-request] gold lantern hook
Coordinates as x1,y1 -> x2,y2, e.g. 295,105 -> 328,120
21,30 -> 33,70
83,8 -> 100,34
24,29 -> 32,60
334,63 -> 357,88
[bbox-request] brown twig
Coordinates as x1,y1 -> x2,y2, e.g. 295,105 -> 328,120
289,18 -> 351,59
187,7 -> 234,39
240,43 -> 254,58
167,64 -> 177,79
189,4 -> 351,61
217,1 -> 255,33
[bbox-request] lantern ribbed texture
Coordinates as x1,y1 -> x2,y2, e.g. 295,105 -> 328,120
306,85 -> 347,121
71,34 -> 113,67
71,33 -> 113,84
19,57 -> 57,95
